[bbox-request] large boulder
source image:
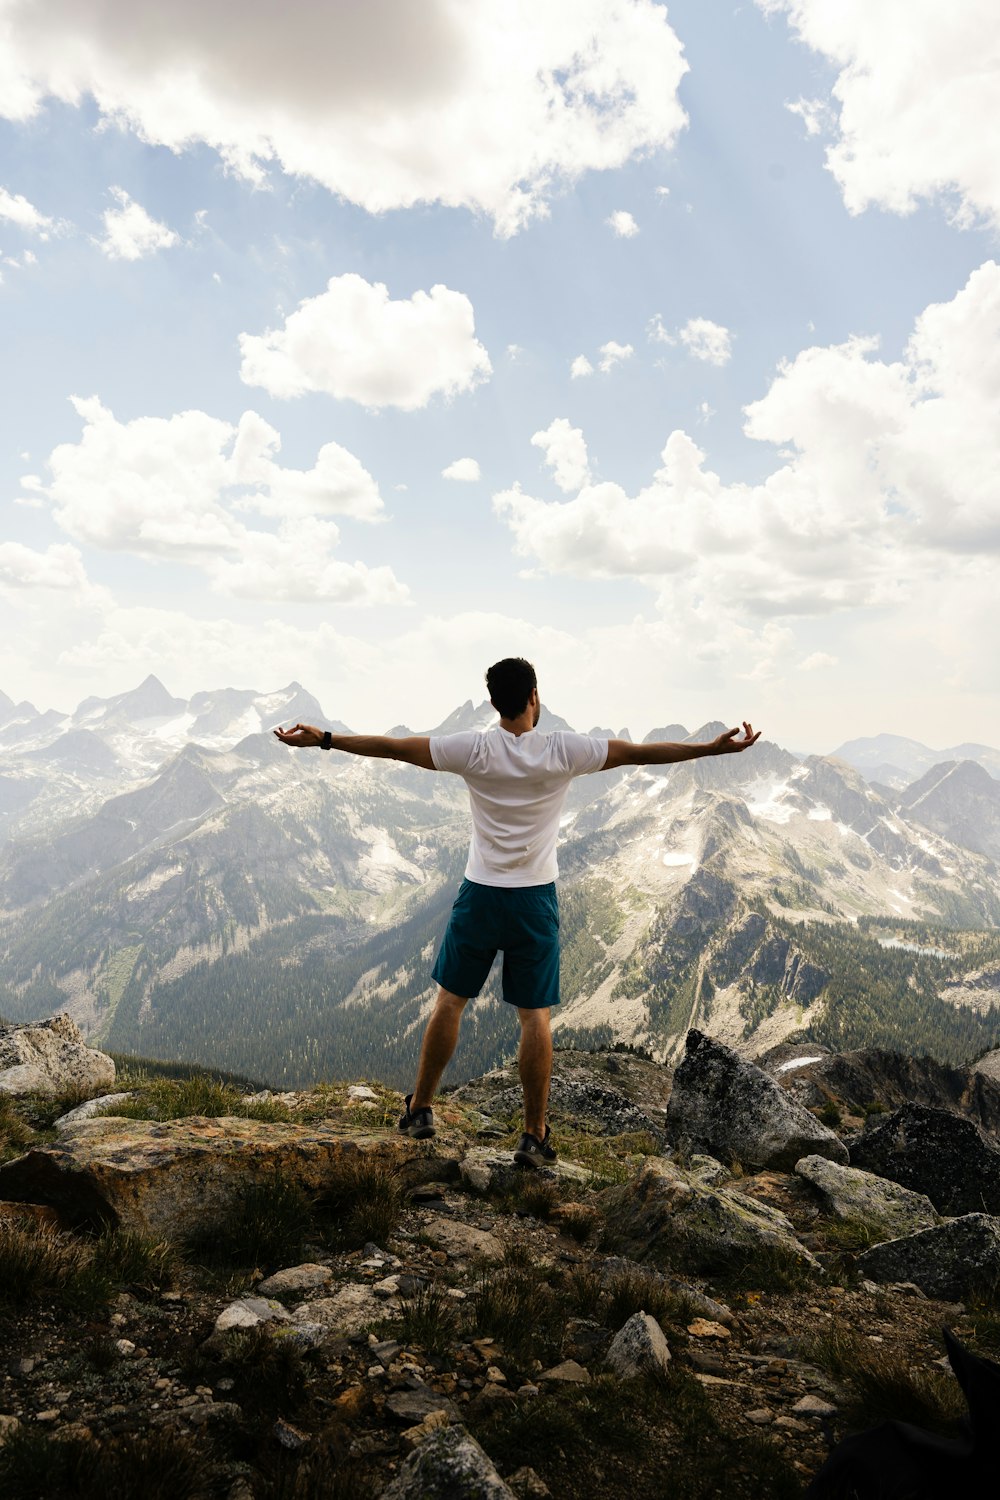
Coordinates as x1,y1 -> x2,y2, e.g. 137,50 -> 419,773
667,1030 -> 848,1170
0,1015 -> 115,1098
0,1115 -> 450,1236
378,1424 -> 515,1500
856,1215 -> 1000,1302
794,1155 -> 941,1239
602,1156 -> 819,1278
849,1103 -> 1000,1216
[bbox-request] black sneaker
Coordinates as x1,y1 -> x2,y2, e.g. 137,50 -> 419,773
398,1093 -> 435,1140
513,1125 -> 557,1168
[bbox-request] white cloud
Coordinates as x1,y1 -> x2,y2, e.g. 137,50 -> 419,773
679,318 -> 733,366
97,187 -> 179,261
655,185 -> 670,197
570,355 -> 593,379
696,402 -> 715,424
598,341 -> 634,373
239,274 -> 491,410
33,396 -> 401,605
799,652 -> 837,670
495,261 -> 1000,628
760,0 -> 1000,227
1,1 -> 688,236
207,519 -> 408,605
607,209 -> 639,237
0,185 -> 53,234
531,419 -> 591,493
785,96 -> 834,138
442,457 -> 481,482
647,314 -> 675,346
0,541 -> 93,592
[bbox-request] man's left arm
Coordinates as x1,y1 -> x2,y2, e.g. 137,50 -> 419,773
603,723 -> 760,770
274,723 -> 435,770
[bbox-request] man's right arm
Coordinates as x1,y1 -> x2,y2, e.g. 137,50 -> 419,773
603,723 -> 760,770
273,723 -> 435,770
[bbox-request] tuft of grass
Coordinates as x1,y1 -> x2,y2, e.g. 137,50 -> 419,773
0,1094 -> 41,1160
183,1170 -> 316,1272
89,1227 -> 179,1295
393,1282 -> 462,1356
214,1323 -> 310,1416
494,1174 -> 560,1221
817,1099 -> 843,1128
602,1266 -> 700,1331
803,1327 -> 967,1434
471,1261 -> 561,1361
0,1219 -> 106,1317
314,1151 -> 404,1251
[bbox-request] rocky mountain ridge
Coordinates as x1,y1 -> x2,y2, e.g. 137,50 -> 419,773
2,680 -> 1000,1088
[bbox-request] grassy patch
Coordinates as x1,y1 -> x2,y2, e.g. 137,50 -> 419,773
0,1425 -> 207,1500
0,1093 -> 40,1161
0,1219 -> 174,1318
313,1151 -> 404,1251
803,1326 -> 967,1434
392,1282 -> 462,1357
211,1323 -> 310,1417
97,1072 -> 293,1123
183,1171 -> 316,1273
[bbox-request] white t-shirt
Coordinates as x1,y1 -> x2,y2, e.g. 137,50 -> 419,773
429,726 -> 609,888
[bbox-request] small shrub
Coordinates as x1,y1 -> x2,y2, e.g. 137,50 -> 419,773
314,1152 -> 404,1251
818,1100 -> 843,1128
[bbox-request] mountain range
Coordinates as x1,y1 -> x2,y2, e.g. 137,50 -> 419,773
2,677 -> 1000,1088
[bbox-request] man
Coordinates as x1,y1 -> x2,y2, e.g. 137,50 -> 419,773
275,658 -> 759,1167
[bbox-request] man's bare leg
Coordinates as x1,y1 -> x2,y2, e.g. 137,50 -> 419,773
410,988 -> 468,1108
517,1006 -> 552,1139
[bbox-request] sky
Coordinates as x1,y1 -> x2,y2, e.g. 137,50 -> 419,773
1,0 -> 998,753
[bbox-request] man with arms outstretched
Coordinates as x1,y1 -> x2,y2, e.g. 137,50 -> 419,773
275,658 -> 759,1166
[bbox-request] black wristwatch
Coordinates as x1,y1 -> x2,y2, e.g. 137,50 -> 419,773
320,730 -> 333,750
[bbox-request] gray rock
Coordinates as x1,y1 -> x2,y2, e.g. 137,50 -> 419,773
849,1103 -> 1000,1216
603,1157 -> 819,1277
667,1031 -> 848,1170
384,1388 -> 459,1424
53,1093 -> 134,1130
605,1312 -> 671,1377
0,1015 -> 116,1099
214,1297 -> 291,1333
290,1285 -> 383,1336
378,1424 -> 516,1499
256,1263 -> 332,1297
538,1360 -> 590,1385
855,1214 -> 1000,1301
459,1147 -> 591,1194
794,1155 -> 941,1237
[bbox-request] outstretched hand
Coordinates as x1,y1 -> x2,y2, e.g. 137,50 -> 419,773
711,722 -> 761,754
273,722 -> 323,748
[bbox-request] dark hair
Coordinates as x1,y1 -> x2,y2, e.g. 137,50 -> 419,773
486,658 -> 537,719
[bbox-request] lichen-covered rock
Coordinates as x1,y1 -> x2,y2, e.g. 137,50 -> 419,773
291,1285 -> 385,1336
667,1030 -> 848,1170
257,1263 -> 333,1298
605,1311 -> 671,1377
459,1147 -> 591,1195
794,1154 -> 941,1238
0,1015 -> 115,1099
856,1214 -> 1000,1301
378,1424 -> 516,1500
602,1157 -> 819,1277
849,1103 -> 1000,1216
0,1115 -> 448,1236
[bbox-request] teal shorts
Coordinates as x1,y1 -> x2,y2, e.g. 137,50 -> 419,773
431,878 -> 560,1010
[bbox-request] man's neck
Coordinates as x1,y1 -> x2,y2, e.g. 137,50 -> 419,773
498,712 -> 535,737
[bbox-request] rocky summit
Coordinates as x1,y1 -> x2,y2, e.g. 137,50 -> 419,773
1,1022 -> 1000,1499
